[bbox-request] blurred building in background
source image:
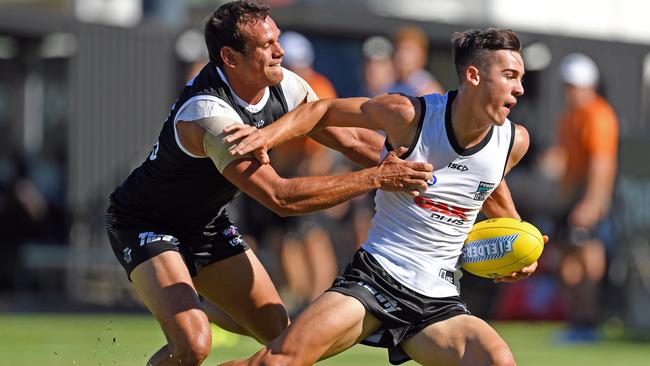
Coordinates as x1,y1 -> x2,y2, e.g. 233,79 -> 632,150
0,0 -> 649,336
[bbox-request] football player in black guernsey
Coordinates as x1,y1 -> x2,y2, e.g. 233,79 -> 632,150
105,1 -> 432,365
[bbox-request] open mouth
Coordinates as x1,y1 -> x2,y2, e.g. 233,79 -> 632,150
503,101 -> 517,110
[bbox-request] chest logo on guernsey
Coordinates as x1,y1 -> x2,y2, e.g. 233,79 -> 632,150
473,181 -> 495,201
448,163 -> 468,172
414,197 -> 468,226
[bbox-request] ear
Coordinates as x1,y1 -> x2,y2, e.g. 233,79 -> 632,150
220,47 -> 238,68
465,65 -> 480,87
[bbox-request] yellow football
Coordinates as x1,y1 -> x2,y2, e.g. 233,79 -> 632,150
461,217 -> 544,278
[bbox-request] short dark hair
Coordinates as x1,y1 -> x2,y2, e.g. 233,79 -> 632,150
204,1 -> 270,67
451,28 -> 521,81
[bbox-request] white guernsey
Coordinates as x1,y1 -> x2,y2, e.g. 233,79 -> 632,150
363,91 -> 515,297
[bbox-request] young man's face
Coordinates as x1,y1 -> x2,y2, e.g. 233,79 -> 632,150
236,16 -> 285,87
477,50 -> 525,125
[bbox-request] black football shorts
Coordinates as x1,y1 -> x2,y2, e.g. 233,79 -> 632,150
328,248 -> 470,365
106,204 -> 249,280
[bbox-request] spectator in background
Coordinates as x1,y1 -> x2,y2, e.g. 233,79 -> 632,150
389,26 -> 444,96
278,31 -> 337,99
0,155 -> 49,295
361,36 -> 396,97
545,53 -> 618,342
271,31 -> 340,309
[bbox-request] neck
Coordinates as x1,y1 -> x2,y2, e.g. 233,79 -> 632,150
222,67 -> 266,105
451,89 -> 493,148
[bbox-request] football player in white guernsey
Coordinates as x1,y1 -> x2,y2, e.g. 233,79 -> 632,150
221,28 -> 549,366
115,2 -> 434,366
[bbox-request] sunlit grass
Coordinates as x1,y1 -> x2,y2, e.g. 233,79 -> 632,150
1,314 -> 649,365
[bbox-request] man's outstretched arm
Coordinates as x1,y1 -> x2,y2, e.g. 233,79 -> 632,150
225,94 -> 423,162
222,151 -> 430,217
177,115 -> 432,217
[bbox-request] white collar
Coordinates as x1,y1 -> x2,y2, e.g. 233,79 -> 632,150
216,66 -> 269,113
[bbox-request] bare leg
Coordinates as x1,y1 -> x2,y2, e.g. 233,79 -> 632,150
130,251 -> 212,366
194,250 -> 289,344
220,291 -> 381,366
401,314 -> 515,366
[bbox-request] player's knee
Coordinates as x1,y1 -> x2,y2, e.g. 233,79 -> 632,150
490,345 -> 516,366
170,321 -> 212,365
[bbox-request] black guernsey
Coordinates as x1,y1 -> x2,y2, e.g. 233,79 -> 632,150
109,63 -> 289,240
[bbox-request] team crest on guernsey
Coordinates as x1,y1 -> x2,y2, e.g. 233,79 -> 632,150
473,181 -> 495,201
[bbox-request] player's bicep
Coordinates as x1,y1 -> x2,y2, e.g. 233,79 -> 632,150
357,94 -> 422,139
200,116 -> 253,172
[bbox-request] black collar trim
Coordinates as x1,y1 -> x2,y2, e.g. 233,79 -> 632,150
445,90 -> 494,156
384,96 -> 426,160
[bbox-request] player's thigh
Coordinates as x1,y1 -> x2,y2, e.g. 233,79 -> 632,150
193,249 -> 288,343
266,291 -> 381,364
130,251 -> 210,343
401,314 -> 514,366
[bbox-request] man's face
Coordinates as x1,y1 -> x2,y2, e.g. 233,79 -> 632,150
393,39 -> 426,78
476,50 -> 525,125
237,16 -> 284,87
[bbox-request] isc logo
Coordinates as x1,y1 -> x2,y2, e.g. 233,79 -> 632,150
448,163 -> 468,172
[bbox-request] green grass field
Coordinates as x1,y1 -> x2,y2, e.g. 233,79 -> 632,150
1,314 -> 649,365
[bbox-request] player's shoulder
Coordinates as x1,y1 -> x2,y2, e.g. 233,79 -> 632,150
279,67 -> 319,110
509,121 -> 530,158
421,91 -> 450,109
416,91 -> 451,124
175,94 -> 241,124
280,67 -> 305,88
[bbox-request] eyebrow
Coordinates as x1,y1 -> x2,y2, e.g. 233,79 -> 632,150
503,68 -> 525,77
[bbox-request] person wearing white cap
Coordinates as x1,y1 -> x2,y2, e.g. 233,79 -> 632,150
272,30 -> 341,312
552,52 -> 618,342
279,31 -> 337,99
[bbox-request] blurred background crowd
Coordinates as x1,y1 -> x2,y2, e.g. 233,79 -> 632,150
1,0 -> 649,345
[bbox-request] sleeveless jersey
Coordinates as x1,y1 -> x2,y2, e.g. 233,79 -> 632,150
109,64 -> 306,239
362,90 -> 516,298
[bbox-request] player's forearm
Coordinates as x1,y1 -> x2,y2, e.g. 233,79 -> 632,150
265,100 -> 333,149
310,127 -> 383,168
342,128 -> 384,167
272,168 -> 380,216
